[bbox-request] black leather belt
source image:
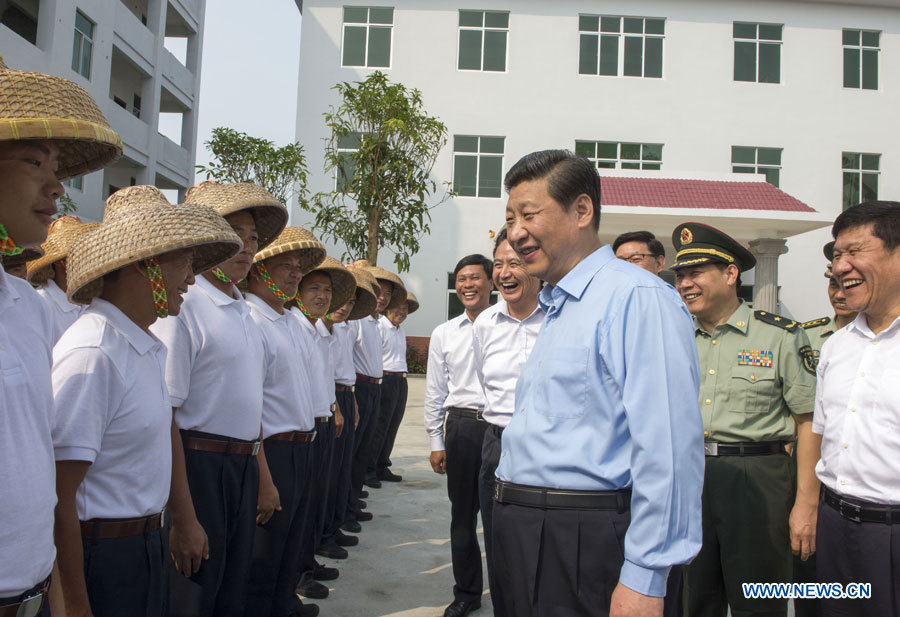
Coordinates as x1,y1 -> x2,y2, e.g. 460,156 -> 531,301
704,440 -> 785,456
824,487 -> 900,524
449,407 -> 485,422
356,373 -> 382,385
494,480 -> 631,511
336,384 -> 354,392
80,511 -> 165,539
0,575 -> 49,617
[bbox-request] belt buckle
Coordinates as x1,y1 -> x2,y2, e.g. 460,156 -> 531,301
704,442 -> 718,456
493,482 -> 502,502
476,410 -> 485,422
311,430 -> 317,443
839,499 -> 862,523
159,508 -> 166,529
251,440 -> 261,456
16,593 -> 44,617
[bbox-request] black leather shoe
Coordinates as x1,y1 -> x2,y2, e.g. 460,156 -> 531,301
364,476 -> 382,489
295,602 -> 320,617
315,543 -> 348,559
341,520 -> 361,533
314,562 -> 339,581
358,499 -> 367,509
296,577 -> 329,599
378,469 -> 403,482
443,599 -> 481,617
359,489 -> 369,498
356,510 -> 373,521
334,530 -> 359,546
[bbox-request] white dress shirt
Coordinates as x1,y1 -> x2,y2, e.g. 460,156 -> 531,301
315,319 -> 338,404
351,315 -> 384,378
247,295 -> 315,436
814,312 -> 900,504
332,321 -> 357,387
424,312 -> 486,451
293,309 -> 334,417
52,299 -> 172,520
378,315 -> 408,372
472,300 -> 545,427
0,267 -> 57,597
151,275 -> 265,441
36,278 -> 83,343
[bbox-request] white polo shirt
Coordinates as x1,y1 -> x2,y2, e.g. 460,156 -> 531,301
246,294 -> 315,437
151,275 -> 265,441
424,313 -> 486,451
52,299 -> 171,520
351,315 -> 383,379
293,309 -> 334,418
0,267 -> 56,598
315,319 -> 337,405
814,312 -> 900,504
332,321 -> 357,387
36,278 -> 83,343
472,300 -> 544,428
378,315 -> 408,372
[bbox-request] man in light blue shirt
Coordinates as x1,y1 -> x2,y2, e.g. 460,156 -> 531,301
494,149 -> 704,617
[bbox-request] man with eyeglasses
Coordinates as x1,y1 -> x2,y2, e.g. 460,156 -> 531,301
613,231 -> 667,275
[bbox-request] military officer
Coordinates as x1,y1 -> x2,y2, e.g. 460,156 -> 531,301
672,222 -> 817,617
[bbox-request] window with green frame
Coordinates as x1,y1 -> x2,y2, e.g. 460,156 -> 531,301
453,135 -> 504,198
342,6 -> 393,68
732,146 -> 782,187
578,15 -> 664,78
842,152 -> 879,210
575,141 -> 662,170
335,132 -> 363,193
458,10 -> 509,72
733,22 -> 782,84
843,29 -> 879,90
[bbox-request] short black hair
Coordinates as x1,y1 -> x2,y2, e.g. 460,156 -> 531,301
504,149 -> 601,231
612,230 -> 665,258
453,254 -> 492,279
832,201 -> 900,251
493,228 -> 508,255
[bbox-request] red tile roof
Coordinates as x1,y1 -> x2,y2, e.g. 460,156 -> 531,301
599,177 -> 816,213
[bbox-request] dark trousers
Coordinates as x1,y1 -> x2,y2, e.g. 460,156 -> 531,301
83,526 -> 168,617
349,380 -> 380,519
245,438 -> 313,617
683,453 -> 793,617
816,492 -> 900,617
375,374 -> 408,472
171,431 -> 259,617
445,411 -> 487,602
791,447 -> 819,617
478,423 -> 508,617
493,500 -> 630,617
299,417 -> 335,575
325,390 -> 356,537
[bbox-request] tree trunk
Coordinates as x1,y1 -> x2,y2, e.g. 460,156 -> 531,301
366,204 -> 381,265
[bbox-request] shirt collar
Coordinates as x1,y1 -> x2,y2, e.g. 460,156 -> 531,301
44,278 -> 80,313
246,292 -> 287,322
380,314 -> 399,330
539,245 -> 612,315
0,265 -> 19,312
496,298 -> 543,323
847,312 -> 900,339
694,301 -> 752,336
88,297 -> 162,355
292,306 -> 319,333
196,274 -> 243,306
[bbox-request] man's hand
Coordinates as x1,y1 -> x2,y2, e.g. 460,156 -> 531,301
334,407 -> 345,438
790,500 -> 818,561
610,583 -> 663,617
430,450 -> 447,474
169,517 -> 209,576
257,476 -> 282,525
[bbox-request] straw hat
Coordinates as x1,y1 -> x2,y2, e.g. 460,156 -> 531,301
0,57 -> 122,179
26,216 -> 100,285
185,181 -> 288,250
405,290 -> 419,314
253,226 -> 326,275
346,266 -> 378,320
352,260 -> 407,310
67,186 -> 242,304
305,257 -> 356,313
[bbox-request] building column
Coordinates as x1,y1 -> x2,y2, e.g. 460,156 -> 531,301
749,238 -> 788,314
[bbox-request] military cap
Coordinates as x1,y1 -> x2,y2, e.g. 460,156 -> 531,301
823,240 -> 835,278
670,222 -> 756,272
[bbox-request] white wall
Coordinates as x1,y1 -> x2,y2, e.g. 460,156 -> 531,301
295,0 -> 899,335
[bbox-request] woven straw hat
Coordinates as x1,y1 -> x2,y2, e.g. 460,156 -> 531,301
405,290 -> 419,314
346,266 -> 378,320
253,226 -> 326,275
305,256 -> 356,313
0,57 -> 122,179
67,186 -> 242,304
26,216 -> 100,284
352,260 -> 407,310
185,181 -> 288,250
2,246 -> 43,270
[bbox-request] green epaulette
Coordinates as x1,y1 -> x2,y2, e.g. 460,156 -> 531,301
754,310 -> 799,332
800,317 -> 831,330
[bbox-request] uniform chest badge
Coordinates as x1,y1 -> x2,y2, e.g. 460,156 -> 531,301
737,349 -> 773,367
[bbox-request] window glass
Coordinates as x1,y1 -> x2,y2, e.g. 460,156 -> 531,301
368,27 -> 392,67
483,30 -> 507,71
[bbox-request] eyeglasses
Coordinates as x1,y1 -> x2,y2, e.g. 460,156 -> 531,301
619,253 -> 656,264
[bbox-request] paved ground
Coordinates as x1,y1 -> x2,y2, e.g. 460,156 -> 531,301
310,376 -> 494,617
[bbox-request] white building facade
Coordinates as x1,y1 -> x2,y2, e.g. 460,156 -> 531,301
295,0 -> 900,337
1,0 -> 207,221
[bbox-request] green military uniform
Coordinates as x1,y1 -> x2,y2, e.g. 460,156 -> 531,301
801,316 -> 835,354
672,223 -> 817,617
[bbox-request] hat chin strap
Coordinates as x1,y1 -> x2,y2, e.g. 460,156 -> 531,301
254,261 -> 296,303
211,267 -> 242,286
145,257 -> 169,318
0,223 -> 23,256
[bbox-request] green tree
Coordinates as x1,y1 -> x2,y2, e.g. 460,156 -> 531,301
56,194 -> 78,218
305,71 -> 450,272
195,127 -> 309,205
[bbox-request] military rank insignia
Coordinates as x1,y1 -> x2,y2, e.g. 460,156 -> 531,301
799,345 -> 818,375
737,349 -> 773,367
